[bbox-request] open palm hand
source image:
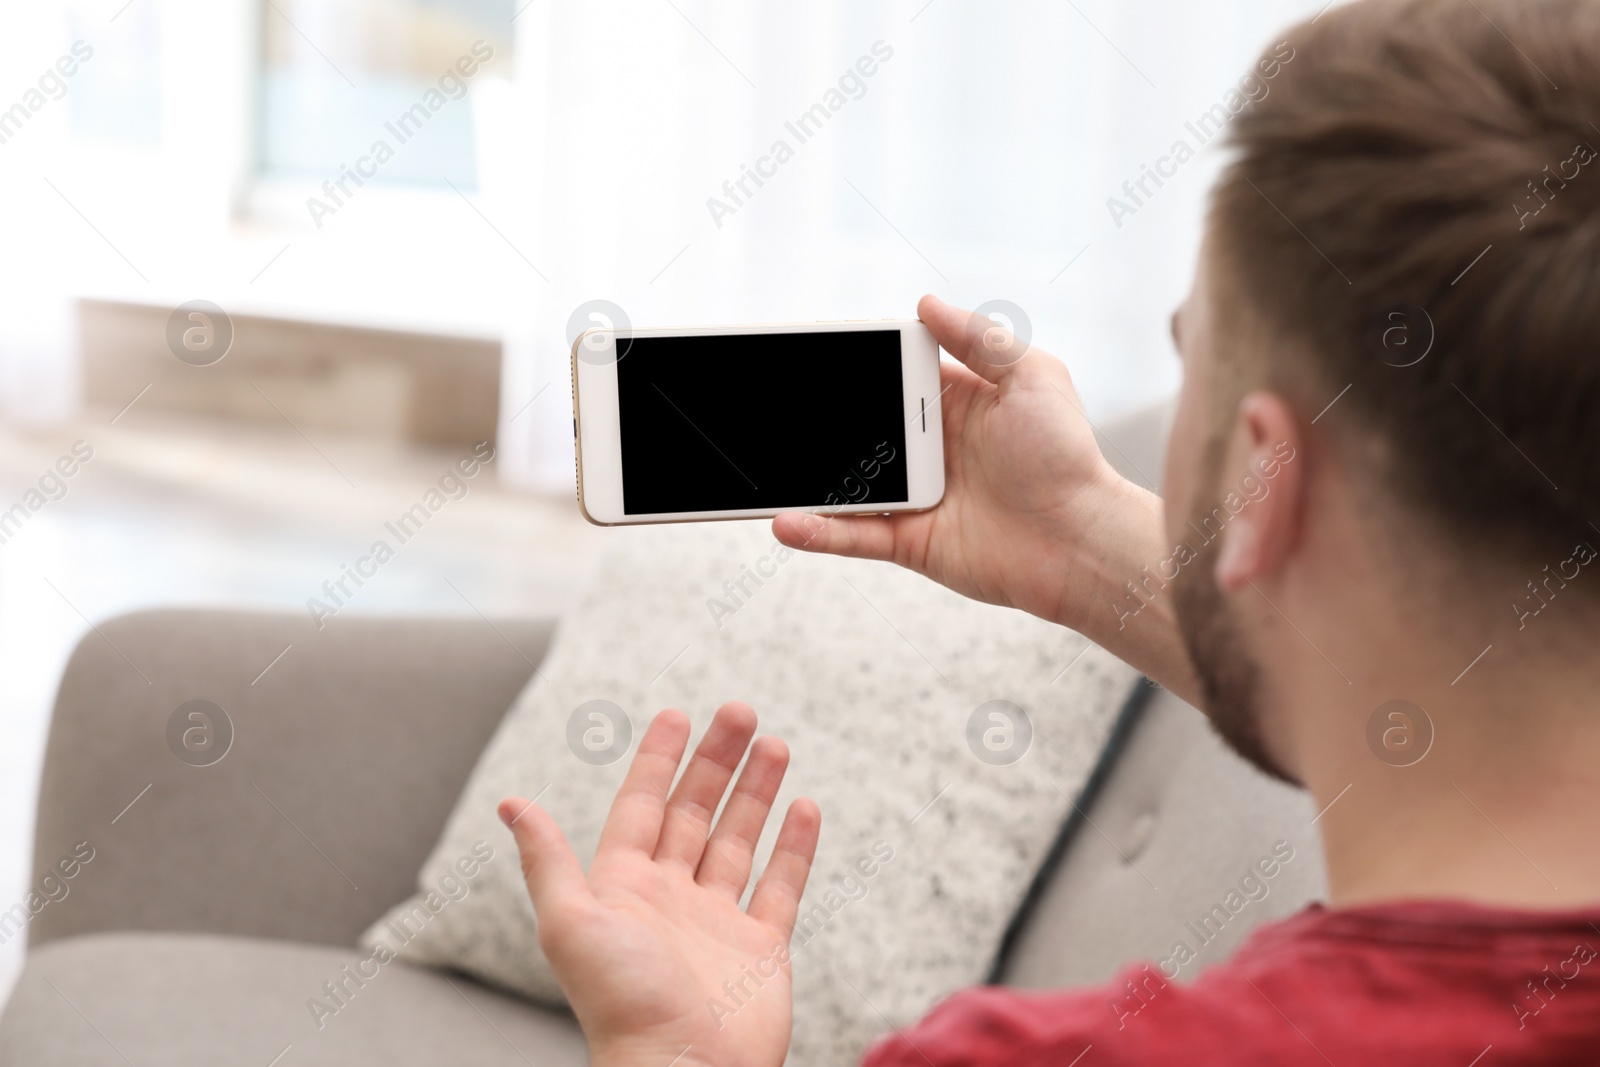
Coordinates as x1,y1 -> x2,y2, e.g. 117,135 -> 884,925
499,704 -> 819,1067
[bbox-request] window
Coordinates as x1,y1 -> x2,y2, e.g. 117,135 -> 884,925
67,2 -> 162,146
258,0 -> 514,189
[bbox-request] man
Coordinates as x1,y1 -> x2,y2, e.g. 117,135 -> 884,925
497,0 -> 1600,1061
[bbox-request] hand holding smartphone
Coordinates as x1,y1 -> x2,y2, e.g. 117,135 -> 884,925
571,320 -> 945,525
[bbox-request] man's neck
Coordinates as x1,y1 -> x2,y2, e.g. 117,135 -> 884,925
1295,638 -> 1600,912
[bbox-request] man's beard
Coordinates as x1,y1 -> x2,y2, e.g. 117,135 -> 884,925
1169,434 -> 1298,786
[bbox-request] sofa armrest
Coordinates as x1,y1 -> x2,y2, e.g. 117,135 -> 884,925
29,609 -> 554,951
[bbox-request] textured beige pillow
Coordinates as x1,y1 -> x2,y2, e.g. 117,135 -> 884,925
363,520 -> 1137,1066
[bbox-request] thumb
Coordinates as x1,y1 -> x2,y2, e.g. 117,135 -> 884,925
498,797 -> 588,913
917,294 -> 1033,386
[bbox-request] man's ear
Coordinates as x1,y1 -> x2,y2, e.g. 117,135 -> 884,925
1213,391 -> 1305,591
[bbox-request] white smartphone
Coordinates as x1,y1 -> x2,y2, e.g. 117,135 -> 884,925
571,320 -> 945,526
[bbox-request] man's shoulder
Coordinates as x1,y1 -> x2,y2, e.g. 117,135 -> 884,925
860,902 -> 1600,1066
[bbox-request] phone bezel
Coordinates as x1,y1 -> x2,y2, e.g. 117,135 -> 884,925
571,320 -> 945,526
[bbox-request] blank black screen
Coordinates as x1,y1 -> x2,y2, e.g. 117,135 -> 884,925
616,330 -> 909,514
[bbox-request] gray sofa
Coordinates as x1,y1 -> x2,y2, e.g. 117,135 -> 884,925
0,405 -> 1327,1065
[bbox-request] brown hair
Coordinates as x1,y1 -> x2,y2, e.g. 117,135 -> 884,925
1211,0 -> 1600,562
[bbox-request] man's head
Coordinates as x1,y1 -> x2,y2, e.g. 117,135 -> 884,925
1163,0 -> 1600,782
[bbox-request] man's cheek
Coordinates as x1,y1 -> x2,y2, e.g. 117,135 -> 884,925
1162,394 -> 1207,530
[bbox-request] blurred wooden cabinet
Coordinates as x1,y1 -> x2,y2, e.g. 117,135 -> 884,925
79,299 -> 500,448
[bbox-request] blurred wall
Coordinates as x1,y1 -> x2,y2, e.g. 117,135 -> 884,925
0,0 -> 1333,483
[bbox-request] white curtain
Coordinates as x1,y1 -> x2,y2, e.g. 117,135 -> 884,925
492,0 -> 1333,492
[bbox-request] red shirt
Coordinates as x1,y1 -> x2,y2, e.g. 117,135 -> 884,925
861,901 -> 1600,1066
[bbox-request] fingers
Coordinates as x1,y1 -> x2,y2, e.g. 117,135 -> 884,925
695,734 -> 791,900
772,511 -> 899,560
917,293 -> 1032,385
653,702 -> 759,871
505,705 -> 818,943
499,797 -> 589,913
746,798 -> 822,936
594,708 -> 692,858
